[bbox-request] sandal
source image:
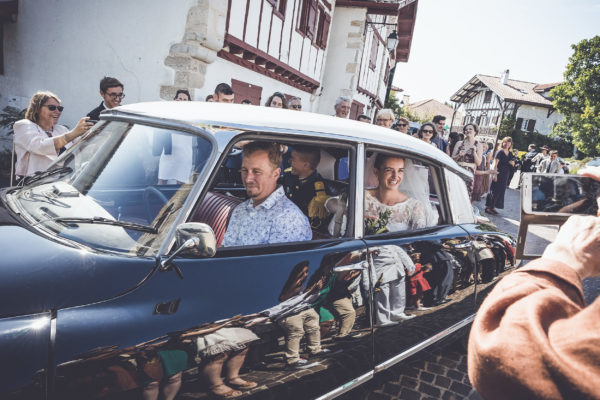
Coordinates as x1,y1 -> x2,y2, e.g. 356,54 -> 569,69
225,377 -> 258,390
209,384 -> 243,399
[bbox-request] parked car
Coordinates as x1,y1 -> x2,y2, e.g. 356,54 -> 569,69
586,157 -> 600,168
0,103 -> 515,400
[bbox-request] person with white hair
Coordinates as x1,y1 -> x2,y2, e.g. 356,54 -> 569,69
333,96 -> 351,119
375,109 -> 395,128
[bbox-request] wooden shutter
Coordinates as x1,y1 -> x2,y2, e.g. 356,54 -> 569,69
516,117 -> 523,131
384,61 -> 390,85
527,119 -> 536,132
317,11 -> 330,48
306,0 -> 318,39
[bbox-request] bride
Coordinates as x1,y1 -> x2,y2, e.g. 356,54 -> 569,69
364,154 -> 427,231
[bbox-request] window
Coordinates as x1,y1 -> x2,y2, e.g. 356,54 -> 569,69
483,90 -> 493,103
268,0 -> 287,18
516,118 -> 536,132
298,0 -> 318,39
369,36 -> 378,70
193,137 -> 353,247
315,8 -> 331,49
363,151 -> 442,234
383,61 -> 390,85
445,170 -> 476,224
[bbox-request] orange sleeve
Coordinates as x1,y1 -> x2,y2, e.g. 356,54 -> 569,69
468,259 -> 600,400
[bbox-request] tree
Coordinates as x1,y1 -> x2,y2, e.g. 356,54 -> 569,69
384,91 -> 430,123
551,36 -> 600,157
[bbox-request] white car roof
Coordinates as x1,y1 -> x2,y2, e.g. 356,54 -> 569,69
106,102 -> 469,179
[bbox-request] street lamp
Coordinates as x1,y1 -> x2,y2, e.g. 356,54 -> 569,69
386,30 -> 398,53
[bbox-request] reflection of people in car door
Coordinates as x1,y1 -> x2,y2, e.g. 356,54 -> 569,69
366,245 -> 417,324
221,142 -> 312,246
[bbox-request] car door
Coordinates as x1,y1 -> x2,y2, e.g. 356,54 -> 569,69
51,137 -> 374,400
360,148 -> 477,370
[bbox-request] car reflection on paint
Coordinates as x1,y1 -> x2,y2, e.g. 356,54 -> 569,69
0,103 -> 515,400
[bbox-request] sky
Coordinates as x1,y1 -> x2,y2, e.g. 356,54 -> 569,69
393,0 -> 600,104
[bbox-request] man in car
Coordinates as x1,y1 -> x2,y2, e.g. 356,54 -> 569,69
282,146 -> 330,231
222,142 -> 312,246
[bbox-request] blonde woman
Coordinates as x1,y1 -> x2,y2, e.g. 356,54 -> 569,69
485,137 -> 516,214
13,91 -> 91,179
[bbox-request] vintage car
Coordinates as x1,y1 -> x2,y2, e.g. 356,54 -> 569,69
0,103 -> 515,399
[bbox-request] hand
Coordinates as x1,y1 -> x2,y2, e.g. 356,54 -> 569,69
492,175 -> 498,182
488,170 -> 497,175
73,117 -> 92,138
543,215 -> 600,279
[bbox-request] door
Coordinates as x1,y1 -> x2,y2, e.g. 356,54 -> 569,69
51,137 -> 374,400
361,149 -> 478,369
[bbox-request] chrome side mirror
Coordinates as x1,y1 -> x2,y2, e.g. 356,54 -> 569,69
175,222 -> 217,257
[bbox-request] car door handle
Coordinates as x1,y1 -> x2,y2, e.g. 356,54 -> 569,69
333,261 -> 369,272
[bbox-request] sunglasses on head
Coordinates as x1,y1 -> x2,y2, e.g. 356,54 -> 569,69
44,105 -> 64,112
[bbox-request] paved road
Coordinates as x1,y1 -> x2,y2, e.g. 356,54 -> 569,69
342,172 -> 599,400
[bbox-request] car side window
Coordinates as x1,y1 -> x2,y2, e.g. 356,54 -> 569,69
363,151 -> 441,235
445,170 -> 476,224
189,138 -> 353,247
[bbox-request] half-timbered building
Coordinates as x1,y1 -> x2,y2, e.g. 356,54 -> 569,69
0,0 -> 419,127
450,70 -> 563,140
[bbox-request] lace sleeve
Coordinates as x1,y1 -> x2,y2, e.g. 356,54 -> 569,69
409,199 -> 427,230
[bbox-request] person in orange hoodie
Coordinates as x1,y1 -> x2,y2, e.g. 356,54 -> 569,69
468,167 -> 600,400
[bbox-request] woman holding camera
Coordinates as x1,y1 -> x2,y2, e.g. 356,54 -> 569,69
13,91 -> 92,179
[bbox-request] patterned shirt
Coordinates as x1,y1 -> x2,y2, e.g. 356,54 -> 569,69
222,186 -> 312,247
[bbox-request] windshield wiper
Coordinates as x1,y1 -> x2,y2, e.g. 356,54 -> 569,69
53,216 -> 158,233
23,166 -> 73,186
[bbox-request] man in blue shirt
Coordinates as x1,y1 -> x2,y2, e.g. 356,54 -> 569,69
222,142 -> 312,246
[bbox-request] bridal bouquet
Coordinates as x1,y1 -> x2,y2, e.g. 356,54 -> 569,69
364,209 -> 391,235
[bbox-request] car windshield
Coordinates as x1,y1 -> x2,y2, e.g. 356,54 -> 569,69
9,121 -> 213,256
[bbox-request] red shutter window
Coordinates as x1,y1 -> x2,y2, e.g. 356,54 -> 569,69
267,0 -> 287,17
317,12 -> 331,49
369,36 -> 378,70
306,0 -> 318,39
383,61 -> 390,85
231,79 -> 263,105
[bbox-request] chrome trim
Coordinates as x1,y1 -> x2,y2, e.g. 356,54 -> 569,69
355,143 -> 365,238
374,314 -> 475,373
314,370 -> 374,400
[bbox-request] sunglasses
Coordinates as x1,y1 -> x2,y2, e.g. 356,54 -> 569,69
44,105 -> 64,112
422,129 -> 434,134
290,105 -> 302,109
398,123 -> 407,127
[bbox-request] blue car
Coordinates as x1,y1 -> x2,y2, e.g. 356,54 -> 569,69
0,102 -> 514,399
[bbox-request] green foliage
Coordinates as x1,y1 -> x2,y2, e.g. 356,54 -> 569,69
550,36 -> 600,157
385,91 -> 431,124
497,115 -> 573,156
0,106 -> 26,134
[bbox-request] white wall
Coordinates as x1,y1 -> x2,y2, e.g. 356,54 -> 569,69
0,0 -> 197,127
516,105 -> 563,135
318,7 -> 367,115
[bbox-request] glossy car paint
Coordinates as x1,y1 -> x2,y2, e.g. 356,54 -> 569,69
0,103 -> 515,399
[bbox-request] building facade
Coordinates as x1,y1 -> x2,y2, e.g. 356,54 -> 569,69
0,0 -> 418,128
450,70 -> 563,140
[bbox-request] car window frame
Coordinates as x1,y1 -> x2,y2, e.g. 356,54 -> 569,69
361,145 -> 451,240
187,132 -> 360,256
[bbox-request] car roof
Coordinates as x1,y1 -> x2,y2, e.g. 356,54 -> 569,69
106,102 -> 470,179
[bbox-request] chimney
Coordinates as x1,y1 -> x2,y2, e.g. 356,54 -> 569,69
501,69 -> 510,85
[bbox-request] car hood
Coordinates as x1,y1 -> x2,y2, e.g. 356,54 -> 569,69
0,219 -> 156,318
